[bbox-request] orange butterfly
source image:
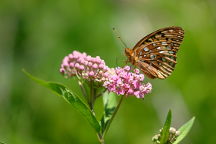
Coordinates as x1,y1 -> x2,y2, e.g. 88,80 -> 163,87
125,26 -> 184,79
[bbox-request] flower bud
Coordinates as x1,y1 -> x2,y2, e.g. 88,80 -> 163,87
60,50 -> 110,82
175,130 -> 180,136
169,127 -> 176,134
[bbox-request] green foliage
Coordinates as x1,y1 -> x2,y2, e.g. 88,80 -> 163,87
100,92 -> 117,134
173,117 -> 195,144
23,69 -> 101,133
155,110 -> 195,144
160,110 -> 172,144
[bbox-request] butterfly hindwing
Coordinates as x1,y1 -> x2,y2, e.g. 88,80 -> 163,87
132,26 -> 184,79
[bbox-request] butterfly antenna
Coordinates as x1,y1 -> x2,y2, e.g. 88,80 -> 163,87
112,27 -> 128,48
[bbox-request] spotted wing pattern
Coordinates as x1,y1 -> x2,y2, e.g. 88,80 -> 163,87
133,26 -> 184,79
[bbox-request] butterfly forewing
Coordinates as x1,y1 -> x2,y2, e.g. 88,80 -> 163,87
130,26 -> 184,79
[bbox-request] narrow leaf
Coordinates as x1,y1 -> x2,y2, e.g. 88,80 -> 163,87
23,69 -> 101,132
160,110 -> 172,144
173,117 -> 195,144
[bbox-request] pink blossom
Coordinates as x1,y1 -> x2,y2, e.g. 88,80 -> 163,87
103,66 -> 152,98
60,51 -> 152,98
60,51 -> 109,82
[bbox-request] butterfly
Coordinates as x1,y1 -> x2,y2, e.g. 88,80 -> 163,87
125,26 -> 184,79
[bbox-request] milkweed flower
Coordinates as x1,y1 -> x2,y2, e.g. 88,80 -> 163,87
152,127 -> 180,144
103,66 -> 152,98
60,51 -> 152,98
60,51 -> 109,82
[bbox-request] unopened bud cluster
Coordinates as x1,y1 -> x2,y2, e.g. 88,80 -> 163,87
152,127 -> 180,144
60,51 -> 109,82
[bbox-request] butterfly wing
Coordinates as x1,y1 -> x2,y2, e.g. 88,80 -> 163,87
133,26 -> 184,79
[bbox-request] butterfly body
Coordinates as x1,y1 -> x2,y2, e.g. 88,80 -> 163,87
125,26 -> 184,79
125,48 -> 137,65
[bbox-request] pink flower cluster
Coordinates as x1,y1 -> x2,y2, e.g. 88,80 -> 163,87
60,51 -> 152,98
60,51 -> 109,82
103,66 -> 152,98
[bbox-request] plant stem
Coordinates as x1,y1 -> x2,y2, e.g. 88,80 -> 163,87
89,80 -> 94,111
97,133 -> 105,144
78,80 -> 88,99
102,95 -> 124,137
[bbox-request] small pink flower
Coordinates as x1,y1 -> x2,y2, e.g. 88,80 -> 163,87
93,63 -> 98,69
60,50 -> 109,82
88,71 -> 94,76
134,68 -> 140,74
60,51 -> 152,98
103,66 -> 152,98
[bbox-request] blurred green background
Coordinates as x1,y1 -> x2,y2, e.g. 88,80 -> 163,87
1,0 -> 216,143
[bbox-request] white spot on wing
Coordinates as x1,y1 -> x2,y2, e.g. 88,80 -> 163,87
144,47 -> 149,51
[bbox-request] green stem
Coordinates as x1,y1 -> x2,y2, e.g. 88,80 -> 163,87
89,80 -> 94,111
102,95 -> 124,137
78,80 -> 88,99
97,133 -> 105,144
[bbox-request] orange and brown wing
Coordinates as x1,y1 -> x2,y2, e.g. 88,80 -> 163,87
133,26 -> 184,79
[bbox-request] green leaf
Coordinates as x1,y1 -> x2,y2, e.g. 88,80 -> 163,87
100,92 -> 117,133
160,110 -> 172,144
173,117 -> 195,144
23,69 -> 101,132
103,92 -> 117,111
